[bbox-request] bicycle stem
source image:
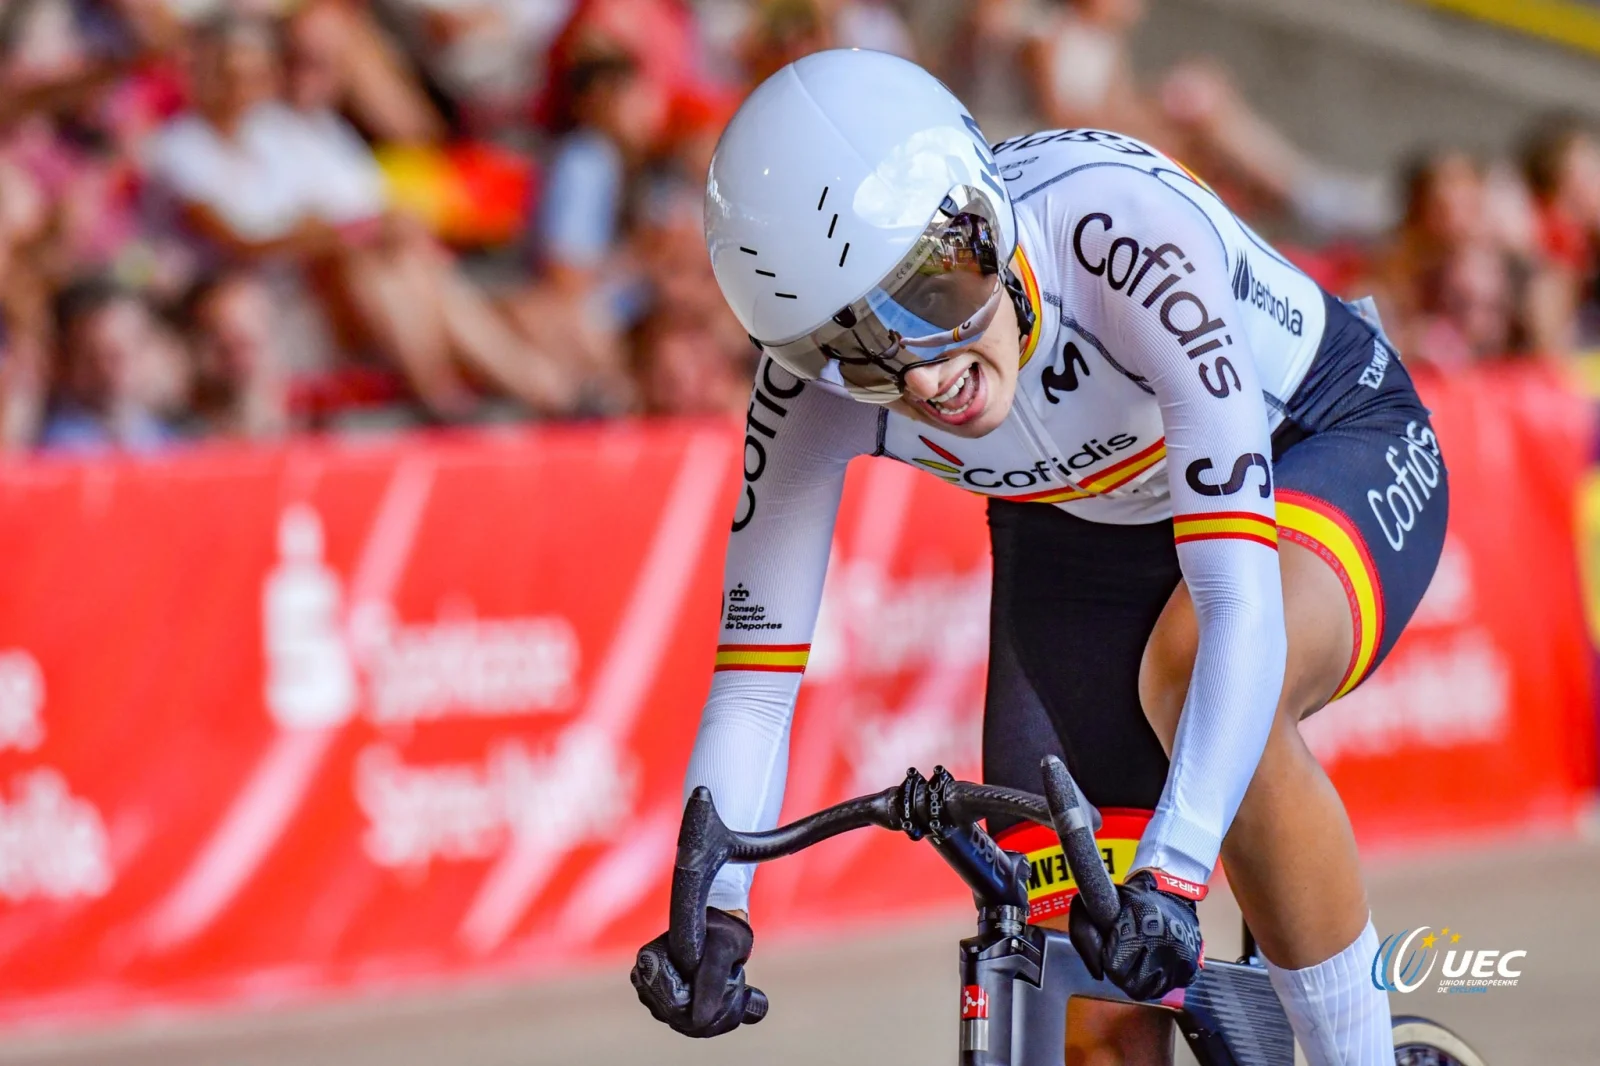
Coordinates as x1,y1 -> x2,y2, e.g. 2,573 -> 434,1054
914,768 -> 1032,914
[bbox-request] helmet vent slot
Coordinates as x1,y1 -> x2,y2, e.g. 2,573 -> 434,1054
817,187 -> 829,211
838,243 -> 850,267
775,292 -> 798,299
827,214 -> 838,239
756,269 -> 776,277
740,246 -> 758,255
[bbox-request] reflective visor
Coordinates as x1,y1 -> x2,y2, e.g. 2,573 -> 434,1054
757,186 -> 1006,403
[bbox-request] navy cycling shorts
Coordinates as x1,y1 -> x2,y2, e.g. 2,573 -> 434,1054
1271,292 -> 1448,695
983,291 -> 1448,823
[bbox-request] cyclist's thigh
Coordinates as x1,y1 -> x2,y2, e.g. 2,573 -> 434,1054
1272,389 -> 1448,706
983,498 -> 1180,828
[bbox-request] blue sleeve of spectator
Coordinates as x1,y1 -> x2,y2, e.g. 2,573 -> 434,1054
538,132 -> 624,270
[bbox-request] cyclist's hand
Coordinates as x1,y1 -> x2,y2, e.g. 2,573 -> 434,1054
631,908 -> 765,1038
1068,870 -> 1203,1001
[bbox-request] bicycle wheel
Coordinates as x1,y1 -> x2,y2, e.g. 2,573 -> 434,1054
1392,1016 -> 1489,1066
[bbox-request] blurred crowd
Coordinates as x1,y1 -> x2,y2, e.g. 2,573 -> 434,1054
3,0 -> 1600,453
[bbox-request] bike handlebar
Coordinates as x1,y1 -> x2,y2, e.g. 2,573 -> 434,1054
667,759 -> 1114,982
1042,754 -> 1119,930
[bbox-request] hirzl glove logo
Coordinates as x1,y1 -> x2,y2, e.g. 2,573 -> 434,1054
1372,927 -> 1527,993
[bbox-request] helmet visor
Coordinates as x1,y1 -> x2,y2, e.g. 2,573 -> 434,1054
757,187 -> 1006,403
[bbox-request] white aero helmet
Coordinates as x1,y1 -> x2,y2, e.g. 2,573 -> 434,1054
705,49 -> 1020,403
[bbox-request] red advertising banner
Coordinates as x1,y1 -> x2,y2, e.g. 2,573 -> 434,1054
0,366 -> 1592,1024
0,424 -> 751,1020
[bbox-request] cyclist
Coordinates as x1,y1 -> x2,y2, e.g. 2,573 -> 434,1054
632,50 -> 1445,1066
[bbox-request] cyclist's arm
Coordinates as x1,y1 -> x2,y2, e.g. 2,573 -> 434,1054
1084,172 -> 1288,889
684,359 -> 877,914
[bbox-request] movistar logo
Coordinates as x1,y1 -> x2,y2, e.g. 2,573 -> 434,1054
1231,255 -> 1303,337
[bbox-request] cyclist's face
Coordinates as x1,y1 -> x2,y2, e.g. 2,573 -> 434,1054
894,292 -> 1021,438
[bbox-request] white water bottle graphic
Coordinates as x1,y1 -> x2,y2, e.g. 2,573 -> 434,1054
263,504 -> 357,729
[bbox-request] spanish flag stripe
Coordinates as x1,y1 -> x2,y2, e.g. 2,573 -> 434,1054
1080,458 -> 1161,495
1177,524 -> 1273,544
1014,247 -> 1045,370
714,643 -> 811,673
714,662 -> 810,673
1172,511 -> 1279,548
1275,492 -> 1385,698
1001,439 -> 1169,506
1004,484 -> 1092,504
1090,437 -> 1167,481
956,437 -> 1170,507
1079,439 -> 1168,493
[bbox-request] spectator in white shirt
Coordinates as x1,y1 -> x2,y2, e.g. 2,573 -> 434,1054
142,12 -> 572,419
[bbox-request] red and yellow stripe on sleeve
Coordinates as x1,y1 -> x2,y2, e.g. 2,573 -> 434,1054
1172,511 -> 1279,550
714,643 -> 811,673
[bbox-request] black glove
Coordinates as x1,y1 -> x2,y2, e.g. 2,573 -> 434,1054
1069,870 -> 1203,1001
631,908 -> 765,1038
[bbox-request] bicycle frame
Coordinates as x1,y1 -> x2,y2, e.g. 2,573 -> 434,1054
961,920 -> 1291,1066
667,762 -> 1297,1066
926,773 -> 1292,1066
658,757 -> 1491,1066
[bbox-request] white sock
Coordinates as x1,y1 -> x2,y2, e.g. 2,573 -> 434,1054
1265,919 -> 1392,1066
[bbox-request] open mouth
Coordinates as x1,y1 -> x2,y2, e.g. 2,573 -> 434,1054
917,363 -> 986,426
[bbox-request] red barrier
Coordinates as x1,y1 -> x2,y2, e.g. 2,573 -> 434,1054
0,425 -> 749,1020
0,367 -> 1593,1024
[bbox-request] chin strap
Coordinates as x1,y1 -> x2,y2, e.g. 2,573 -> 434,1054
1001,264 -> 1036,345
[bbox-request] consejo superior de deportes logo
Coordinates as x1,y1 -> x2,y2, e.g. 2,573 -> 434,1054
1372,926 -> 1528,994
